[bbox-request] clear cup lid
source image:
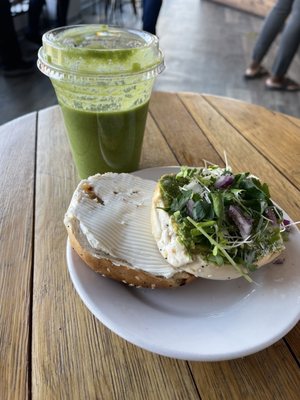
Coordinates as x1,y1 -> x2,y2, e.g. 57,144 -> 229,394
38,24 -> 165,83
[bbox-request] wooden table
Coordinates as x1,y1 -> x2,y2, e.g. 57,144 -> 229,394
1,92 -> 299,399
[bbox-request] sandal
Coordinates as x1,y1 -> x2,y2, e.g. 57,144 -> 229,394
265,77 -> 300,92
244,65 -> 269,80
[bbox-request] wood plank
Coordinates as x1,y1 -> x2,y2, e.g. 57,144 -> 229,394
140,106 -> 178,168
209,0 -> 275,17
285,114 -> 300,129
32,105 -> 201,400
189,341 -> 300,400
0,113 -> 36,399
150,92 -> 223,166
178,93 -> 300,222
202,95 -> 300,190
285,324 -> 300,365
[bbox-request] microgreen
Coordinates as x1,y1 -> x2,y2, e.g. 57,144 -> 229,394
187,217 -> 253,282
159,166 -> 287,280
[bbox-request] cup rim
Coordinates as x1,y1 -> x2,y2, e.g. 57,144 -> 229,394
37,50 -> 165,85
42,24 -> 159,52
37,24 -> 165,84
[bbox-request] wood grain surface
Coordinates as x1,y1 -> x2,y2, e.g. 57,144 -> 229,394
1,92 -> 299,400
0,113 -> 37,400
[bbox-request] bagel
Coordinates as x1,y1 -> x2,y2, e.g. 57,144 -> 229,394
64,167 -> 287,288
64,173 -> 195,288
151,166 -> 286,281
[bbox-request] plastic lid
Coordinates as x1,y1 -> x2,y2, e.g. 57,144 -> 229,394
37,24 -> 165,84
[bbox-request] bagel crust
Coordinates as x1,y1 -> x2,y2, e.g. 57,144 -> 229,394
66,223 -> 195,288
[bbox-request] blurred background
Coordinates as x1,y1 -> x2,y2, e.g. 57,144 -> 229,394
1,0 -> 299,126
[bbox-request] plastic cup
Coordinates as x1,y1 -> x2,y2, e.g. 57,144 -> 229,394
37,24 -> 165,178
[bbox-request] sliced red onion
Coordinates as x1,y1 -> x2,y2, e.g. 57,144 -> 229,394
215,175 -> 234,189
186,199 -> 195,217
265,207 -> 277,225
283,219 -> 292,232
228,205 -> 253,239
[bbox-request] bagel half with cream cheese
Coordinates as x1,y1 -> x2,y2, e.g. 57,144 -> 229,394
151,165 -> 286,281
64,173 -> 196,288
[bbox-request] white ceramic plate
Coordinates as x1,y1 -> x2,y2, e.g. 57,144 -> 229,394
66,166 -> 300,361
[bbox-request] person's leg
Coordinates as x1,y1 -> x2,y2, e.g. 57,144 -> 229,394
0,0 -> 35,76
142,0 -> 163,35
245,0 -> 294,77
0,0 -> 23,68
27,0 -> 45,43
56,0 -> 70,27
271,0 -> 300,78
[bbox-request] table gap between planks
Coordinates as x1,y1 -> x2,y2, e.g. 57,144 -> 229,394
0,92 -> 299,400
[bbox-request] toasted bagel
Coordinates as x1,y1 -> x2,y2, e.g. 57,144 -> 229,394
64,173 -> 195,288
151,167 -> 285,281
65,168 -> 286,287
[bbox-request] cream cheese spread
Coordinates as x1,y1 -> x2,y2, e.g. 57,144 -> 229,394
64,173 -> 180,278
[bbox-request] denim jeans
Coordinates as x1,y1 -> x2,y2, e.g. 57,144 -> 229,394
142,0 -> 163,35
252,0 -> 300,77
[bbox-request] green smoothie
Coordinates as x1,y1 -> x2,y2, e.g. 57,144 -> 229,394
37,25 -> 164,178
60,101 -> 149,178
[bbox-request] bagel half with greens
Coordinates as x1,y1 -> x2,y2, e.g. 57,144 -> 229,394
151,165 -> 287,282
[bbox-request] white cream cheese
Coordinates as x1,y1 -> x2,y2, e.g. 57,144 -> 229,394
151,198 -> 192,267
152,205 -> 243,280
65,173 -> 179,278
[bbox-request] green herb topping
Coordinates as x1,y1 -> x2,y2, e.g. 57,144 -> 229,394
159,165 -> 287,280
